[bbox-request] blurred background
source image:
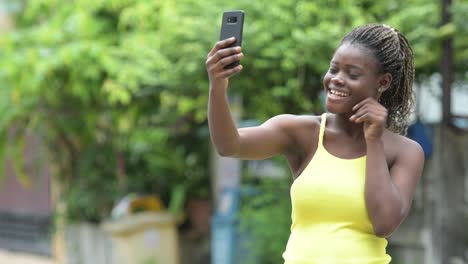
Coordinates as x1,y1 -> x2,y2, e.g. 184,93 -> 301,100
0,0 -> 466,263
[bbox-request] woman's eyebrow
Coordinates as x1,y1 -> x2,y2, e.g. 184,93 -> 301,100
345,64 -> 364,71
330,60 -> 364,72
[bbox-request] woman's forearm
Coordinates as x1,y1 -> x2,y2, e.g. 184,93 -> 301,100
208,81 -> 241,156
205,38 -> 244,156
365,139 -> 405,237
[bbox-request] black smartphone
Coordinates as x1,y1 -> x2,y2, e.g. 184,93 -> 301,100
219,10 -> 245,69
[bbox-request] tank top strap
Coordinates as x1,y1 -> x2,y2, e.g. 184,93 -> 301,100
318,113 -> 327,148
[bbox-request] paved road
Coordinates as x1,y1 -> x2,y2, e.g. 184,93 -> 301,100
0,250 -> 54,264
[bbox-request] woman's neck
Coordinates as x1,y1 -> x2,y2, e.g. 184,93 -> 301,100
331,113 -> 365,140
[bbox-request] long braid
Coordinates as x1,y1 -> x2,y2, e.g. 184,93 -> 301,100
341,24 -> 415,134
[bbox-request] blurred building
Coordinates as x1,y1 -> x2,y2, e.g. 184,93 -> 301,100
413,74 -> 468,128
389,76 -> 468,263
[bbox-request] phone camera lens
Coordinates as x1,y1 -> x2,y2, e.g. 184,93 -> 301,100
227,17 -> 237,23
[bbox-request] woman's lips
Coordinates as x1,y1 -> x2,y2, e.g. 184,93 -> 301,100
327,88 -> 350,100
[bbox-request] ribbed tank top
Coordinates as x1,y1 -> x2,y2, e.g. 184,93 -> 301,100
282,113 -> 391,264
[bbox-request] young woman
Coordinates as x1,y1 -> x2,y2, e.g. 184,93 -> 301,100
205,24 -> 424,263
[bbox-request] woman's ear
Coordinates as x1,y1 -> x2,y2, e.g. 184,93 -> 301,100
377,73 -> 392,93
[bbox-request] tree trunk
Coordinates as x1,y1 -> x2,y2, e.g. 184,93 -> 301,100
440,0 -> 453,128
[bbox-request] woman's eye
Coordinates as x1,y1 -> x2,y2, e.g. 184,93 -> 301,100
349,74 -> 359,79
329,68 -> 338,74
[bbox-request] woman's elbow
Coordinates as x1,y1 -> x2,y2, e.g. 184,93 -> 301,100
374,225 -> 396,238
217,149 -> 235,157
373,216 -> 404,238
215,146 -> 238,157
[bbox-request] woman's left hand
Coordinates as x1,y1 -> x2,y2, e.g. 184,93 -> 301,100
349,97 -> 388,142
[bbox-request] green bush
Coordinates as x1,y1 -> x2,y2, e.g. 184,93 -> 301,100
238,176 -> 292,264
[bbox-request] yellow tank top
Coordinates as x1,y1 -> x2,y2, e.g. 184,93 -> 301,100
282,113 -> 391,264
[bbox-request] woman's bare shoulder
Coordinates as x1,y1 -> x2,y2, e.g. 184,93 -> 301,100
384,130 -> 424,164
259,113 -> 321,140
384,130 -> 422,149
266,114 -> 321,130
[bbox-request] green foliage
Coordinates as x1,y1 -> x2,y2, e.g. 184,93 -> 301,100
238,177 -> 292,264
0,0 -> 214,222
0,0 -> 466,223
452,0 -> 468,76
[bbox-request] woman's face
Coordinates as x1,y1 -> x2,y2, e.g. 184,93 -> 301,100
323,43 -> 385,115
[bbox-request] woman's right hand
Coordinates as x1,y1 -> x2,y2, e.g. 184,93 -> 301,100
205,37 -> 244,86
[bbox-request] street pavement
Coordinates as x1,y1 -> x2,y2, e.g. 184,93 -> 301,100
0,249 -> 54,264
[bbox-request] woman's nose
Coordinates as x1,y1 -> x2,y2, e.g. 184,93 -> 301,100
331,76 -> 344,86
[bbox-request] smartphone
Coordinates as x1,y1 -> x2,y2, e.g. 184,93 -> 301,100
219,10 -> 245,69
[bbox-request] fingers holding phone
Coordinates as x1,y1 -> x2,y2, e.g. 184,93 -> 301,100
206,10 -> 245,82
206,38 -> 244,80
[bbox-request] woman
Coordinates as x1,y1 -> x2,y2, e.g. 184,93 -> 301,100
205,24 -> 424,263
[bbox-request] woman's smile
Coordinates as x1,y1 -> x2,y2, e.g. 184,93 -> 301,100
327,88 -> 350,101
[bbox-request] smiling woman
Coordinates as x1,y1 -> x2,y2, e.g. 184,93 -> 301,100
323,43 -> 387,116
206,23 -> 424,264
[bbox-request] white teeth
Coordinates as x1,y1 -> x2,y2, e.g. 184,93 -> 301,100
329,89 -> 349,97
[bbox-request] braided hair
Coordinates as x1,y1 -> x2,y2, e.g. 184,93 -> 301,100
341,24 -> 415,134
